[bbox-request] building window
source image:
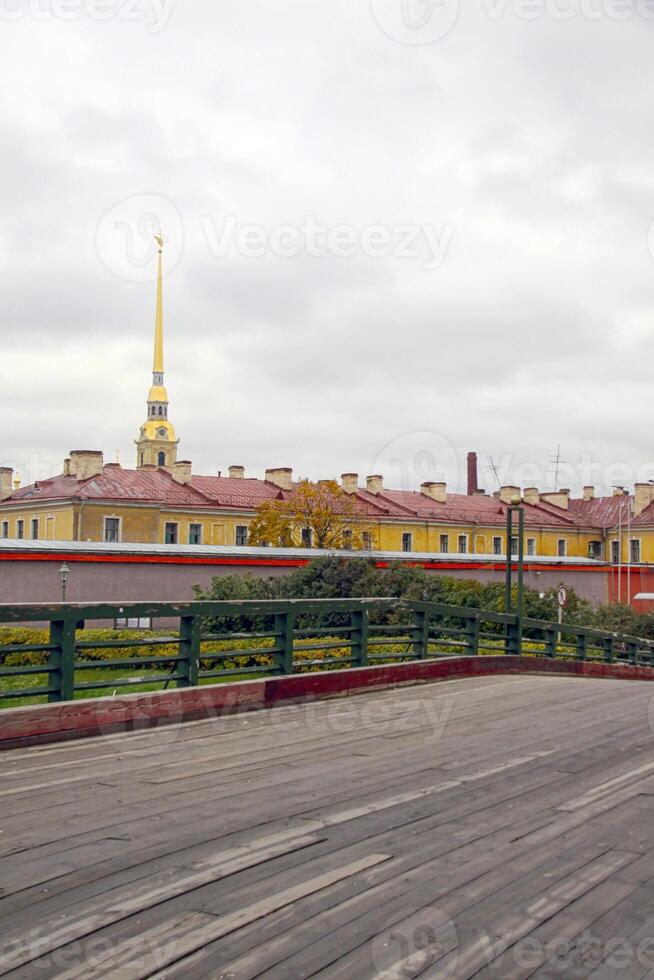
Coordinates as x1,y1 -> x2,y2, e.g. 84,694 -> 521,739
510,536 -> 519,557
402,532 -> 413,553
527,538 -> 536,557
164,522 -> 178,545
158,451 -> 166,467
104,517 -> 120,543
301,527 -> 313,548
362,532 -> 372,550
16,519 -> 24,539
557,539 -> 566,557
439,534 -> 449,553
630,539 -> 641,563
342,529 -> 352,549
493,536 -> 502,555
115,617 -> 152,630
1,521 -> 8,539
611,540 -> 620,564
588,540 -> 602,560
189,523 -> 202,545
31,518 -> 39,540
235,525 -> 248,547
139,452 -> 144,466
458,534 -> 468,554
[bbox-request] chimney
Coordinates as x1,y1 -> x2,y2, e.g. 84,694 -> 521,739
341,473 -> 359,493
523,487 -> 540,506
612,487 -> 628,497
171,460 -> 193,485
366,474 -> 384,495
634,483 -> 654,517
540,489 -> 570,510
467,452 -> 479,496
0,467 -> 13,501
265,467 -> 293,491
68,451 -> 104,481
421,481 -> 447,503
228,465 -> 245,479
583,486 -> 595,502
499,486 -> 521,505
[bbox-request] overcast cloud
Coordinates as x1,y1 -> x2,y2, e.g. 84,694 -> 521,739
2,0 -> 654,495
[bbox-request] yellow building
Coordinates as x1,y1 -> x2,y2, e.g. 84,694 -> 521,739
2,239 -> 654,563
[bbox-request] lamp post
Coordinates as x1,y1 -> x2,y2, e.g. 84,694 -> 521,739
59,563 -> 70,602
505,502 -> 525,616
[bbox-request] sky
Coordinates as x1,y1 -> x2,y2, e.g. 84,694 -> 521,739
2,0 -> 654,496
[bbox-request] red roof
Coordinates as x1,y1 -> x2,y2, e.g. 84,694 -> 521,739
188,476 -> 283,509
629,501 -> 654,527
9,468 -> 208,507
2,466 -> 635,531
568,495 -> 633,529
351,488 -> 577,527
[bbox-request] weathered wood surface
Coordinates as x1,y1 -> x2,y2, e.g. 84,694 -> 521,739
2,675 -> 654,978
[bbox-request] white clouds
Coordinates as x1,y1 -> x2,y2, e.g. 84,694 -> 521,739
1,1 -> 654,494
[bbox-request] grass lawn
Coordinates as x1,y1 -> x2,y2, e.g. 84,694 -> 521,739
0,667 -> 267,709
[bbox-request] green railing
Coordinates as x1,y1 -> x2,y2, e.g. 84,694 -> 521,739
1,598 -> 653,706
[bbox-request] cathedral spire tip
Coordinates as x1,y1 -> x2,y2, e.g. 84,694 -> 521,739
152,234 -> 165,375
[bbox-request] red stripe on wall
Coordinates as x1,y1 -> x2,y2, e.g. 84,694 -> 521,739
0,552 -> 312,568
0,550 -> 606,574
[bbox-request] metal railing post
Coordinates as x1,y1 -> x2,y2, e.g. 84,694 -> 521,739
506,614 -> 522,656
410,610 -> 429,660
351,608 -> 369,667
178,614 -> 201,687
465,613 -> 480,656
545,626 -> 557,659
275,610 -> 295,674
48,619 -> 75,702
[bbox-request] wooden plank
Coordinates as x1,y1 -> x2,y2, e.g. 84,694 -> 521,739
0,684 -> 644,916
0,830 -> 323,973
2,676 -> 654,980
51,854 -> 392,980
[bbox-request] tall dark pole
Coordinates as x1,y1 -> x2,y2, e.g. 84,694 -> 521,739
517,506 -> 524,616
505,505 -> 525,615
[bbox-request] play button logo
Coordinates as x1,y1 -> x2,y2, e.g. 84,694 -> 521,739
371,0 -> 460,44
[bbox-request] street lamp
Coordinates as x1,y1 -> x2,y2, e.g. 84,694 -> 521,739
59,563 -> 70,602
505,502 -> 525,616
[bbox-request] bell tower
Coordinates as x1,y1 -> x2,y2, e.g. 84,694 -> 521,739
135,235 -> 180,468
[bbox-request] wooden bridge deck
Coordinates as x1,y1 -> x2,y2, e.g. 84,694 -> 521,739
2,674 -> 654,978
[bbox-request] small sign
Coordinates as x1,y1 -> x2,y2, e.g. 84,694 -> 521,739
558,586 -> 567,608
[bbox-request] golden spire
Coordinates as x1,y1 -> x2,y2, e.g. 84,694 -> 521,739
136,232 -> 179,469
153,234 -> 165,374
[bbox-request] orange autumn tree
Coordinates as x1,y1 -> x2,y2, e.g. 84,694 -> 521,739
248,479 -> 371,549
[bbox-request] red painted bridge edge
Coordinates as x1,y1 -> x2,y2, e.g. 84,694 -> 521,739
1,656 -> 653,750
